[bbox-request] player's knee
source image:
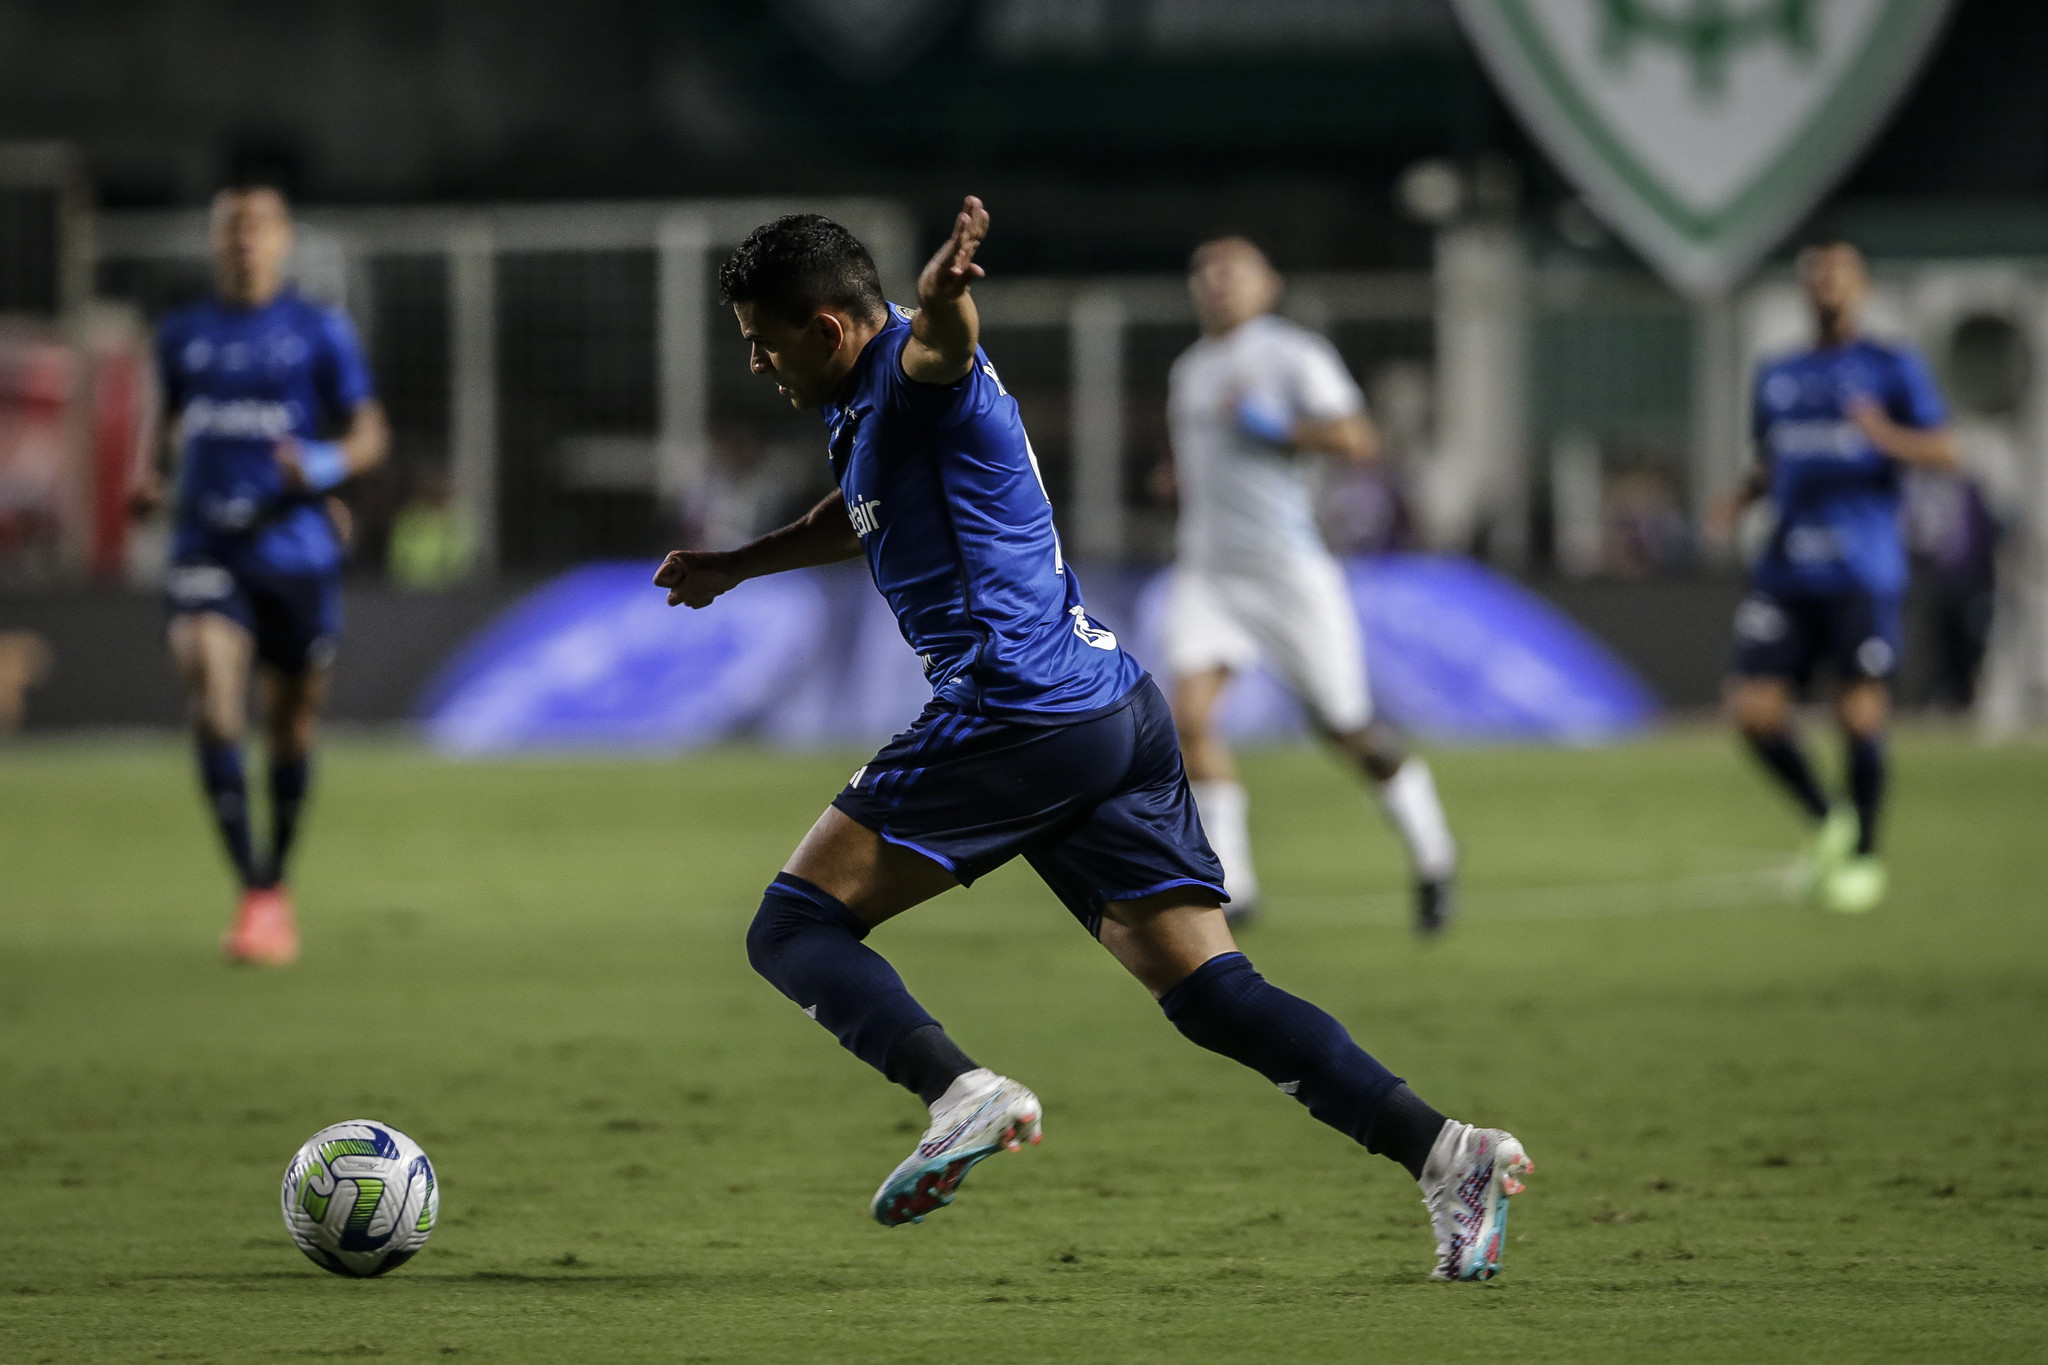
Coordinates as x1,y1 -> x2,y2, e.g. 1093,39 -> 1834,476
266,701 -> 317,758
192,691 -> 244,746
1838,687 -> 1888,739
743,906 -> 775,982
1344,721 -> 1405,781
1726,680 -> 1788,736
194,714 -> 241,747
746,874 -> 868,983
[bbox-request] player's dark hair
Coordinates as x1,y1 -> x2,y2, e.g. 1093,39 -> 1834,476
1798,236 -> 1862,261
1189,236 -> 1271,273
719,214 -> 886,326
213,177 -> 292,212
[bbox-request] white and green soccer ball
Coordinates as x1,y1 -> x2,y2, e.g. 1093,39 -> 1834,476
281,1119 -> 439,1277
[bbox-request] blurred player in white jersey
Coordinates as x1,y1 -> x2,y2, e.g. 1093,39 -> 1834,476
1165,237 -> 1457,935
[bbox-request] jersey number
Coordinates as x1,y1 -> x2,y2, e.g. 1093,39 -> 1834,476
988,359 -> 1065,580
1023,437 -> 1064,577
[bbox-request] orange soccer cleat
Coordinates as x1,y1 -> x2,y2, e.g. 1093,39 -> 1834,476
222,886 -> 300,966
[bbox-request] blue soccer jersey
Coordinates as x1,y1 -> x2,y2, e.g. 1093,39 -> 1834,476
821,304 -> 1141,719
1749,338 -> 1947,598
158,289 -> 376,576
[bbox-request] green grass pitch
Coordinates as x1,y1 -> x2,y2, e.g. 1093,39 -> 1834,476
2,728 -> 2044,1362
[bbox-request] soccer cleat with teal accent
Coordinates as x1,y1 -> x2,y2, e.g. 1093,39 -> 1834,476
1420,1121 -> 1533,1281
870,1069 -> 1041,1227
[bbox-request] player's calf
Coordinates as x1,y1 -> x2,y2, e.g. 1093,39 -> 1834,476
1158,949 -> 1531,1278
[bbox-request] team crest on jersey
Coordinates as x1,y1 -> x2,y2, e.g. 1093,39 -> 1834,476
1450,0 -> 1955,295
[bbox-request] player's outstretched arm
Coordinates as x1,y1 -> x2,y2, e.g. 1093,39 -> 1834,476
901,196 -> 989,385
1848,400 -> 1959,470
655,491 -> 861,608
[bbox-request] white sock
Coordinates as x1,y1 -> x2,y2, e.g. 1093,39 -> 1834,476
1378,758 -> 1457,882
1191,779 -> 1260,905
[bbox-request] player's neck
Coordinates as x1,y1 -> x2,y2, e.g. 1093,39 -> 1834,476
1816,314 -> 1860,349
1201,309 -> 1266,341
218,279 -> 286,311
825,316 -> 889,398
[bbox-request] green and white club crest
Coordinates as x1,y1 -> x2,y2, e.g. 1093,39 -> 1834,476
1451,0 -> 1955,295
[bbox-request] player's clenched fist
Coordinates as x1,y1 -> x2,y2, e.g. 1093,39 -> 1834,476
655,550 -> 740,608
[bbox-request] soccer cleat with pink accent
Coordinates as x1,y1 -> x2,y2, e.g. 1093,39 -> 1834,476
870,1068 -> 1041,1227
1419,1121 -> 1533,1281
222,886 -> 300,966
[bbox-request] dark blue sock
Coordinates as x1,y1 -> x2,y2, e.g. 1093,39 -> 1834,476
746,873 -> 972,1101
1744,728 -> 1830,821
1847,733 -> 1886,855
197,739 -> 258,889
266,754 -> 310,888
1160,952 -> 1439,1174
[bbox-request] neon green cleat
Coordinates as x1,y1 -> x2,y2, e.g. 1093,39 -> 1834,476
1823,855 -> 1888,914
1788,807 -> 1859,901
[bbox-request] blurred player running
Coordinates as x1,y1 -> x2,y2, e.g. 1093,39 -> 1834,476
654,202 -> 1530,1280
1164,238 -> 1457,934
130,184 -> 388,964
1722,240 -> 1956,913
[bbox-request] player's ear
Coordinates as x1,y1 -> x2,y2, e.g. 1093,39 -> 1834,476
814,310 -> 848,353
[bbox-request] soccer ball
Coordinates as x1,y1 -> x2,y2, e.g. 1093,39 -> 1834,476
281,1119 -> 439,1277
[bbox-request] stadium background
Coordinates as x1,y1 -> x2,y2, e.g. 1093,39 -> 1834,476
0,0 -> 2043,734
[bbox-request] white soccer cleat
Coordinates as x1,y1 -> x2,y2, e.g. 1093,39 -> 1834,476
870,1068 -> 1041,1227
1419,1121 -> 1533,1281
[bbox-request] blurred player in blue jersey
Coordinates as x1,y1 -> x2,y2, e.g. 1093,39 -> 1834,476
1724,241 -> 1957,914
130,185 -> 388,964
653,202 -> 1531,1281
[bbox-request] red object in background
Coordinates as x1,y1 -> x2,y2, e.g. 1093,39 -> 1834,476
0,336 -> 75,569
90,347 -> 141,580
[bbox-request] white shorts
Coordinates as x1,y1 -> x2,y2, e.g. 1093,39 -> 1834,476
1164,557 -> 1371,732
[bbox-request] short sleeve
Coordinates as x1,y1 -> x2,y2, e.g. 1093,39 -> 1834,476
313,306 -> 376,415
1888,346 -> 1948,430
1286,333 -> 1365,423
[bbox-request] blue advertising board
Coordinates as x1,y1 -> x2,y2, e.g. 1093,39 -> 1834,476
420,555 -> 1657,753
419,562 -> 827,755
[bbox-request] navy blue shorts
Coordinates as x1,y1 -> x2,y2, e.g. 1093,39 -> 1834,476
831,676 -> 1226,936
165,558 -> 342,674
1728,586 -> 1901,690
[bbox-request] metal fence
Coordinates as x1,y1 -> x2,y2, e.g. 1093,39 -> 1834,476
95,199 -> 917,573
90,200 -> 1752,580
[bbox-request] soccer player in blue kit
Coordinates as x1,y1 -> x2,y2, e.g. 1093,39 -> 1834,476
654,201 -> 1533,1280
1725,240 -> 1957,914
130,185 -> 388,964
